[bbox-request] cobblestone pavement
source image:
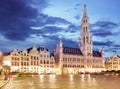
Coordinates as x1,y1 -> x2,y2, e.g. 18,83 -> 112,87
0,80 -> 7,87
1,75 -> 120,89
2,77 -> 35,89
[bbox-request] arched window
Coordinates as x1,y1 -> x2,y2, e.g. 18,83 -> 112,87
86,37 -> 88,42
83,20 -> 85,23
47,61 -> 49,64
83,37 -> 85,44
44,61 -> 46,64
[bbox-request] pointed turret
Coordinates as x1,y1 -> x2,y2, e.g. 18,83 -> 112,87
33,44 -> 36,48
101,47 -> 104,58
58,39 -> 63,54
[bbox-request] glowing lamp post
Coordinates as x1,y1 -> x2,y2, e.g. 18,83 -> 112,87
3,59 -> 11,80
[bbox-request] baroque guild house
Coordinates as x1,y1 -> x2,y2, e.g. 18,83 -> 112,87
3,46 -> 55,74
1,5 -> 105,75
105,54 -> 120,71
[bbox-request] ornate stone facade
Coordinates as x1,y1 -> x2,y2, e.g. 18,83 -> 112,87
3,46 -> 55,74
54,5 -> 105,74
105,54 -> 120,71
1,5 -> 105,75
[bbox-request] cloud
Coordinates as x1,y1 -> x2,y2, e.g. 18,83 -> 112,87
91,30 -> 113,37
0,0 -> 48,41
93,20 -> 118,29
0,0 -> 38,41
44,16 -> 71,25
75,4 -> 81,7
0,0 -> 72,41
74,3 -> 81,10
93,40 -> 120,53
62,39 -> 78,48
91,20 -> 119,37
67,24 -> 80,33
93,41 -> 113,47
74,14 -> 81,20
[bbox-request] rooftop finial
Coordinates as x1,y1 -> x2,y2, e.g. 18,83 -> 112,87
84,4 -> 86,7
83,4 -> 87,18
33,44 -> 36,48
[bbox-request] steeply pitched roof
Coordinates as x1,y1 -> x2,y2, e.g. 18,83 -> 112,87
63,46 -> 83,55
93,50 -> 102,57
27,47 -> 32,53
50,53 -> 54,57
26,46 -> 49,53
37,46 -> 49,51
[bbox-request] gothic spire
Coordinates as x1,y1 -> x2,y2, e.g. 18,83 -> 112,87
83,4 -> 88,18
79,4 -> 93,56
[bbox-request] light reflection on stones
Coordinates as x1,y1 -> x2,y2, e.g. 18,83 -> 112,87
2,75 -> 120,89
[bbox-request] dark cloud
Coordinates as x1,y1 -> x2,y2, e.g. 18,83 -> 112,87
0,0 -> 39,40
44,16 -> 71,25
91,20 -> 119,37
74,14 -> 81,20
33,26 -> 65,36
67,24 -> 79,33
91,30 -> 113,37
93,41 -> 120,53
42,26 -> 65,34
93,41 -> 113,46
0,0 -> 72,41
63,39 -> 78,48
75,4 -> 81,7
93,40 -> 120,55
93,20 -> 118,29
74,3 -> 81,10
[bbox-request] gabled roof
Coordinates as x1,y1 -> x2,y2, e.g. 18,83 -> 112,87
26,46 -> 49,53
27,47 -> 32,53
37,46 -> 49,52
50,53 -> 54,57
93,50 -> 102,57
63,46 -> 83,55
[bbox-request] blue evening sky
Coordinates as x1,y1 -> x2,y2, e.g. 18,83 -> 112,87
0,0 -> 120,57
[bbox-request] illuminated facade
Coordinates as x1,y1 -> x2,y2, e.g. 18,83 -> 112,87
1,5 -> 105,75
3,46 -> 55,74
54,5 -> 105,74
105,54 -> 120,71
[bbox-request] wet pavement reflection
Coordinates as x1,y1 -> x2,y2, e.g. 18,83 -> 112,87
2,74 -> 120,89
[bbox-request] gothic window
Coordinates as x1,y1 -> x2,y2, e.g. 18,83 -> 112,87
34,61 -> 36,65
86,37 -> 88,43
40,55 -> 42,57
83,37 -> 85,44
83,27 -> 85,31
40,60 -> 42,64
47,61 -> 49,64
44,61 -> 46,64
83,20 -> 85,23
34,56 -> 36,59
68,58 -> 69,62
44,55 -> 46,58
24,53 -> 26,56
86,27 -> 87,30
27,58 -> 29,61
